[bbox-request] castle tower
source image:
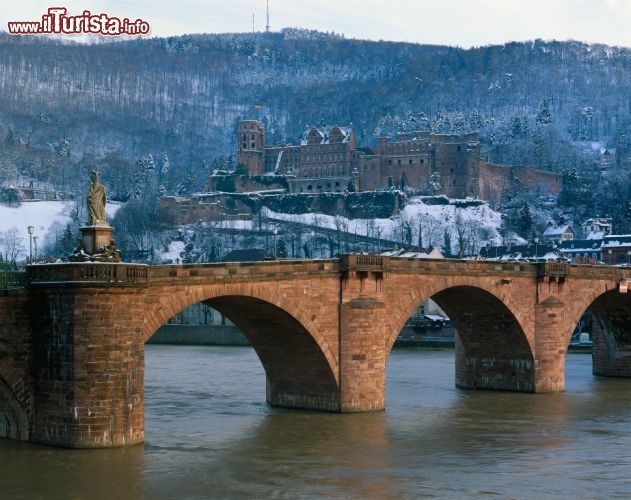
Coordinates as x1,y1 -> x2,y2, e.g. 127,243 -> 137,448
236,120 -> 266,176
431,133 -> 479,199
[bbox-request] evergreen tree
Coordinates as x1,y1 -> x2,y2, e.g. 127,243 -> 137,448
536,99 -> 552,126
276,239 -> 288,258
519,201 -> 534,235
132,154 -> 156,199
442,229 -> 452,256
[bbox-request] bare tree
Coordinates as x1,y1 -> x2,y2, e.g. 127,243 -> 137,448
0,227 -> 26,267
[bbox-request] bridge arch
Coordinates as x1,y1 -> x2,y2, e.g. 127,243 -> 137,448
0,378 -> 29,441
382,279 -> 535,392
142,284 -> 341,411
577,288 -> 631,377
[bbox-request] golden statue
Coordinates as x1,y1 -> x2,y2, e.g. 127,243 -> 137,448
86,170 -> 107,226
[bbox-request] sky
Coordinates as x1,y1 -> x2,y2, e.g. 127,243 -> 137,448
2,0 -> 631,48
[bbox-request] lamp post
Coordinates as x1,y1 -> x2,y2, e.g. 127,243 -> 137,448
273,227 -> 278,258
33,236 -> 38,261
608,249 -> 612,266
27,226 -> 34,264
627,250 -> 631,266
534,237 -> 538,261
310,230 -> 315,259
377,227 -> 382,253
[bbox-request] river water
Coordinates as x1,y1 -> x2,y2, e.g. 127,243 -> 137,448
2,346 -> 631,499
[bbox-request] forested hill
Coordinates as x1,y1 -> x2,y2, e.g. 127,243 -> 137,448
2,28 -> 631,199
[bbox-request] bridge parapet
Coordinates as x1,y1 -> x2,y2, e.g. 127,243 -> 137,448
537,262 -> 567,279
0,271 -> 26,290
26,263 -> 148,286
147,259 -> 339,284
341,254 -> 385,271
384,257 -> 537,277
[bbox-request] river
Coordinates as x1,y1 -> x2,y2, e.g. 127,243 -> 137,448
1,346 -> 631,499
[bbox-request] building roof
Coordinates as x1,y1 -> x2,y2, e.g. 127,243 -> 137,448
558,239 -> 603,252
601,235 -> 631,248
221,249 -> 273,262
301,125 -> 353,145
543,225 -> 574,237
382,247 -> 443,259
479,243 -> 569,262
582,217 -> 612,227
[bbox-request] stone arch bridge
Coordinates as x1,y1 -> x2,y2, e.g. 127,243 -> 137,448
1,255 -> 631,448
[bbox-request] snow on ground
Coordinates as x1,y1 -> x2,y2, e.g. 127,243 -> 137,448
262,196 -> 503,249
0,200 -> 123,250
162,240 -> 185,263
0,201 -> 73,249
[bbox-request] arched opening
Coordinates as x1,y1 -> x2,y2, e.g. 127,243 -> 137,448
583,289 -> 631,377
145,295 -> 340,412
393,286 -> 534,392
0,378 -> 29,441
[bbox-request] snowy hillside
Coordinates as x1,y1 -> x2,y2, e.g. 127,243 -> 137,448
0,201 -> 73,249
262,196 -> 503,255
0,196 -> 502,263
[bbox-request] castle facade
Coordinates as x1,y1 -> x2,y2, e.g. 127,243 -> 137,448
234,119 -> 561,201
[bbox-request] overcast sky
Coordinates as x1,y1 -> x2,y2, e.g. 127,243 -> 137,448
3,0 -> 631,48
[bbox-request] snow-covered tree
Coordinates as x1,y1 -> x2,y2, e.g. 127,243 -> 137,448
428,171 -> 441,195
536,99 -> 552,126
132,154 -> 156,199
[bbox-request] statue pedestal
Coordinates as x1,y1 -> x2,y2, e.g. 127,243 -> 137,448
81,225 -> 114,255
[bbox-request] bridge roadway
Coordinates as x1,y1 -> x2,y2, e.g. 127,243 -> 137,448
1,254 -> 631,448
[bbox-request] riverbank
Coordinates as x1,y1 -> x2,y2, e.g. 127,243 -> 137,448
148,324 -> 249,346
149,325 -> 592,353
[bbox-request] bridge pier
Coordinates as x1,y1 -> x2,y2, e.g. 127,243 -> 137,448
25,268 -> 147,448
339,296 -> 387,411
534,297 -> 566,392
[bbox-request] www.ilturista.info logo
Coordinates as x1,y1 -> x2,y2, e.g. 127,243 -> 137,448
7,7 -> 150,36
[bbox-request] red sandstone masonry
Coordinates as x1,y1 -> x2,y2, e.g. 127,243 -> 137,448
2,259 -> 631,447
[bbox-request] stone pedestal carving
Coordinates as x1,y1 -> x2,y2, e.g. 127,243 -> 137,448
69,225 -> 121,263
81,225 -> 113,255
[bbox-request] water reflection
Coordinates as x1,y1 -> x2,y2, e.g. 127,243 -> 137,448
0,440 -> 145,499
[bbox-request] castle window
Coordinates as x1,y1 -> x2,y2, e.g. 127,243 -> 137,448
307,185 -> 313,191
243,143 -> 247,149
388,159 -> 392,165
450,168 -> 454,173
251,142 -> 255,148
420,159 -> 424,163
251,134 -> 255,140
398,159 -> 401,165
457,146 -> 461,151
409,159 -> 413,164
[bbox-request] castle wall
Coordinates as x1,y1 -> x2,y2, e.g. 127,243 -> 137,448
478,162 -> 563,203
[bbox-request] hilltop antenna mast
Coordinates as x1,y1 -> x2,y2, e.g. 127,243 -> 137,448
252,13 -> 255,33
265,0 -> 270,32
